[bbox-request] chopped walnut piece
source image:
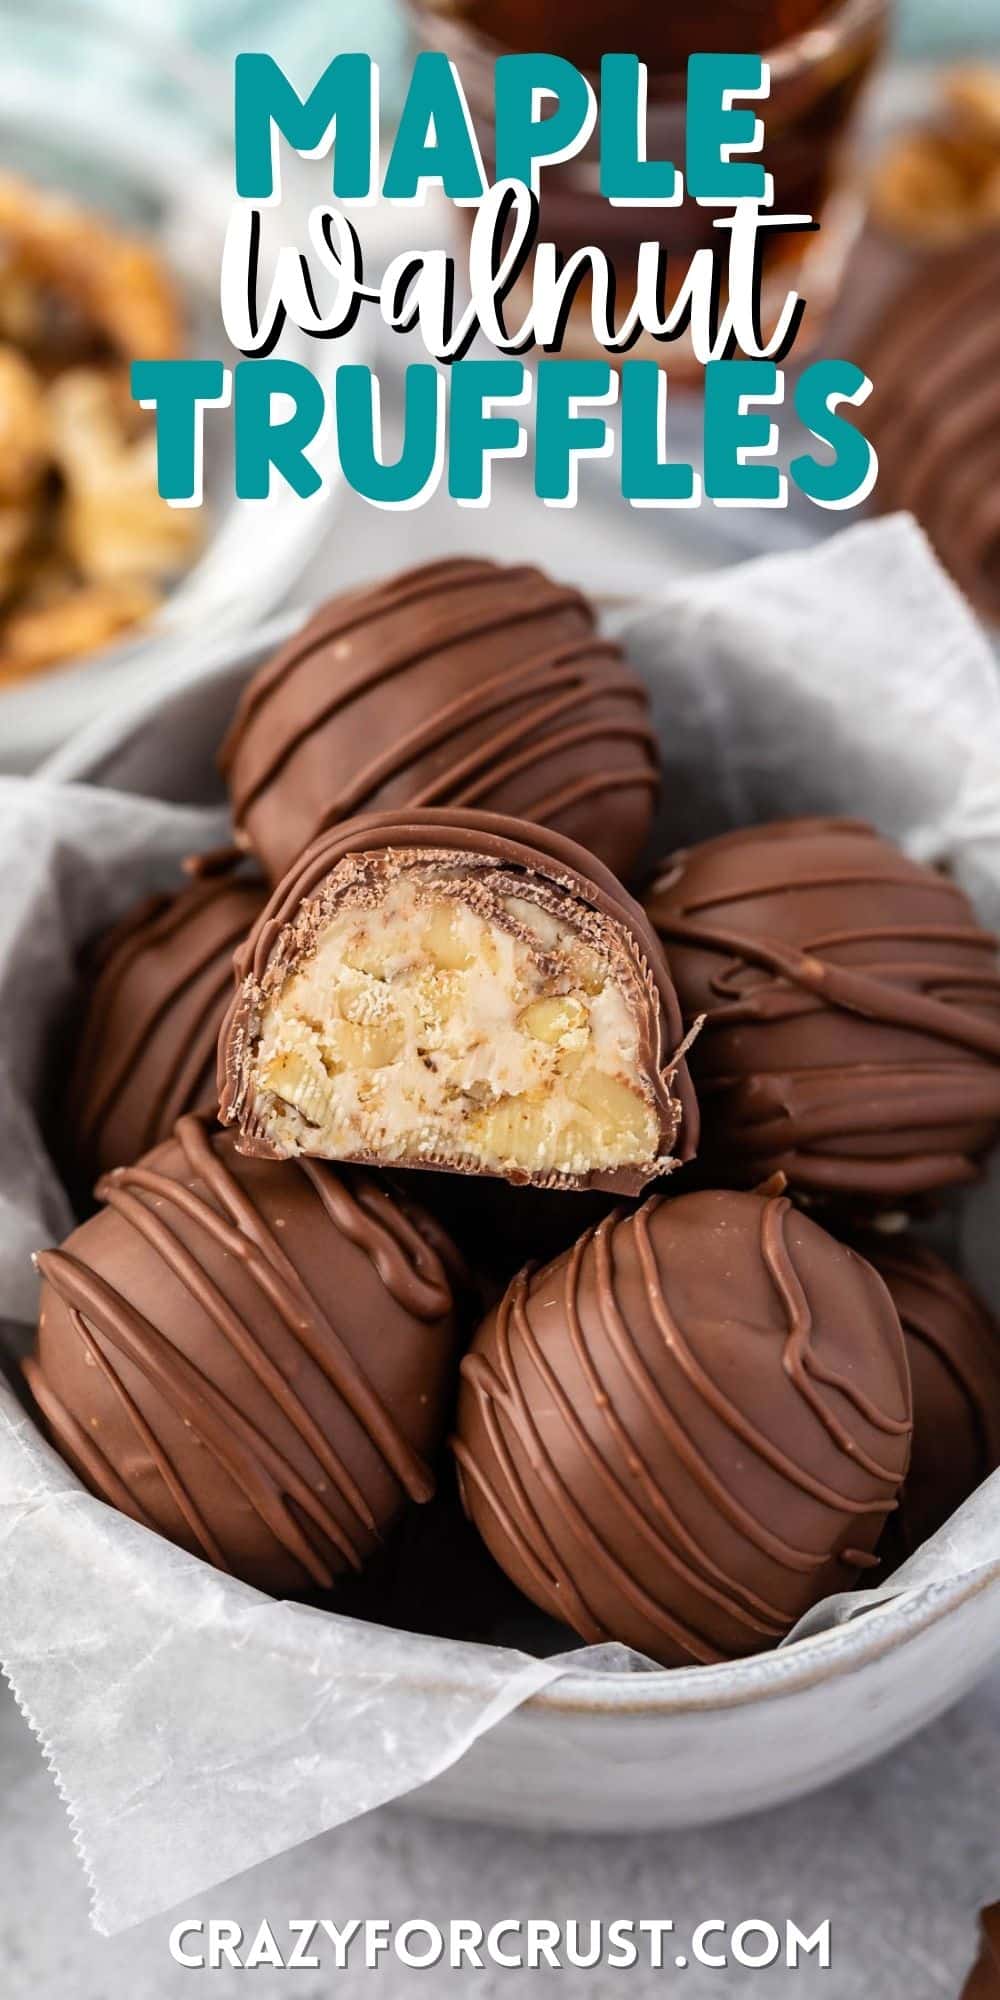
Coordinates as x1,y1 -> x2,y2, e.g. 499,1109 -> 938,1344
0,175 -> 199,681
0,172 -> 183,366
0,344 -> 50,502
871,67 -> 1000,247
0,576 -> 157,684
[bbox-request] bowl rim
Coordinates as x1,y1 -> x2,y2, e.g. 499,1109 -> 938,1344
39,612 -> 1000,1720
530,1558 -> 1000,1713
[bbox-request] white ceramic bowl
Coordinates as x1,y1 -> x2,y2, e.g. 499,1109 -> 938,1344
44,615 -> 1000,1835
0,5 -> 360,772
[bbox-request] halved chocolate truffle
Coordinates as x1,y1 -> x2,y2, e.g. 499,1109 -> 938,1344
645,817 -> 1000,1208
218,557 -> 661,885
66,867 -> 265,1191
26,1115 -> 460,1595
453,1189 -> 912,1667
860,1238 -> 1000,1558
217,808 -> 698,1194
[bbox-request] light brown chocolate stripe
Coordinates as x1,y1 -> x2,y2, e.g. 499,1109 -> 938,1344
645,819 -> 1000,1199
299,645 -> 658,840
863,240 -> 1000,434
862,234 -> 1000,620
634,1204 -> 907,1502
26,1330 -> 198,1543
454,1193 -> 907,1663
851,1236 -> 1000,1562
76,952 -> 231,1155
463,1255 -> 790,1658
220,558 -> 571,760
227,614 -> 657,837
548,1231 -> 796,1619
30,1116 -> 443,1586
225,591 -> 634,825
656,922 -> 1000,1096
70,889 -> 193,1140
869,1242 -> 1000,1466
868,282 -> 1000,486
69,873 -> 265,1166
300,1159 -> 455,1323
219,557 -> 661,888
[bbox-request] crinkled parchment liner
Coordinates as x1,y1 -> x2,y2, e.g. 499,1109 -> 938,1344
4,518 -> 1000,1932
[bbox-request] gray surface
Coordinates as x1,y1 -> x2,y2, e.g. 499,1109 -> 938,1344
4,1670 -> 1000,1998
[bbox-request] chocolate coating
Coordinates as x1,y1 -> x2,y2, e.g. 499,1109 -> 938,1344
219,558 -> 660,885
645,817 -> 1000,1207
454,1189 -> 912,1666
863,232 -> 1000,623
963,1906 -> 1000,2000
26,1116 -> 460,1595
65,869 -> 266,1192
217,807 -> 699,1194
860,1238 -> 1000,1559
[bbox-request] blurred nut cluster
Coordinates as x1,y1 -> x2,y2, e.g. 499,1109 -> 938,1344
872,68 -> 1000,248
0,173 -> 200,684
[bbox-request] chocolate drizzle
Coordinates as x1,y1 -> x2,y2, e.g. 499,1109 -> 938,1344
219,558 -> 661,885
454,1189 -> 911,1666
862,232 -> 1000,623
66,870 -> 266,1190
27,1117 -> 459,1594
645,817 -> 1000,1206
859,1237 -> 1000,1561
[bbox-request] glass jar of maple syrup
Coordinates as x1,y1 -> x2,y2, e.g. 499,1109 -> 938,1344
409,0 -> 891,368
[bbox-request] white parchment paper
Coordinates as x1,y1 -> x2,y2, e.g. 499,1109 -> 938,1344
3,515 -> 1000,1934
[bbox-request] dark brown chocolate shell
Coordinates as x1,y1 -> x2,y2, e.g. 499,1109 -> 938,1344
860,1237 -> 1000,1559
66,869 -> 265,1192
862,231 -> 1000,623
454,1188 -> 912,1666
217,807 -> 699,1194
27,1116 -> 461,1596
218,557 -> 661,884
645,817 -> 1000,1209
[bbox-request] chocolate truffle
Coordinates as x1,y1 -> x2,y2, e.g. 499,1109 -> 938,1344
645,817 -> 1000,1208
25,1115 -> 460,1595
962,1905 -> 1000,2000
862,232 -> 1000,623
453,1189 -> 912,1667
218,808 -> 698,1195
66,868 -> 265,1190
860,1238 -> 1000,1557
218,557 -> 660,885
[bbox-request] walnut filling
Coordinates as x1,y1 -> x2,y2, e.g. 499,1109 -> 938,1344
250,866 -> 663,1179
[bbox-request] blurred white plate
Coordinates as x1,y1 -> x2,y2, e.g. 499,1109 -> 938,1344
0,2 -> 364,771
